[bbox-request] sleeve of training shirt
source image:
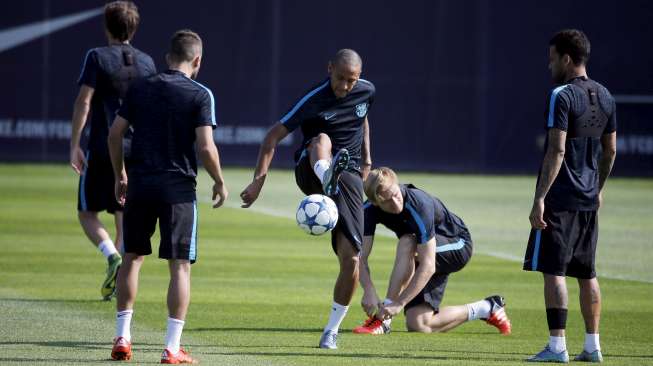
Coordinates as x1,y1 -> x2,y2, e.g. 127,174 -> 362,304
546,86 -> 571,131
405,195 -> 436,244
363,202 -> 377,237
367,82 -> 376,107
195,88 -> 217,129
279,80 -> 329,132
116,84 -> 136,124
77,49 -> 98,88
604,96 -> 617,134
145,55 -> 157,76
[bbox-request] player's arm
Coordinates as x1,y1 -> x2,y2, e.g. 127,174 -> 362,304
107,116 -> 130,206
196,126 -> 228,208
70,85 -> 94,174
529,128 -> 567,229
361,116 -> 372,180
240,122 -> 290,207
359,235 -> 381,317
379,238 -> 436,319
598,131 -> 617,207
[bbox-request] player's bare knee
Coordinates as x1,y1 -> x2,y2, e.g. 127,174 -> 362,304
406,316 -> 430,333
77,210 -> 98,222
341,255 -> 359,273
309,133 -> 332,152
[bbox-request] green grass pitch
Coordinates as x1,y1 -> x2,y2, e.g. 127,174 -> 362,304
0,164 -> 651,365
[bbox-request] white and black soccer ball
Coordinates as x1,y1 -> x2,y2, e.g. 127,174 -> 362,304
296,194 -> 338,235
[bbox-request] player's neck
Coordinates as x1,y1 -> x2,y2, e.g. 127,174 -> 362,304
565,66 -> 587,82
106,33 -> 130,46
168,64 -> 194,78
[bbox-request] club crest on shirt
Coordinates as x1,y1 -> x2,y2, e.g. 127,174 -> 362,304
355,103 -> 368,118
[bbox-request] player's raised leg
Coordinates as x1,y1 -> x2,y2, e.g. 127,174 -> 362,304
307,133 -> 350,196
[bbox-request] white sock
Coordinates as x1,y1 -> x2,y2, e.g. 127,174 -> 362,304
549,335 -> 567,353
115,310 -> 133,342
324,302 -> 348,333
584,333 -> 600,352
381,298 -> 393,325
98,239 -> 118,258
466,299 -> 492,320
313,160 -> 330,184
164,317 -> 185,354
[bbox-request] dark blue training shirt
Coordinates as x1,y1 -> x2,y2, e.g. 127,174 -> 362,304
117,69 -> 216,203
77,44 -> 156,157
280,78 -> 375,169
364,184 -> 470,246
541,76 -> 617,211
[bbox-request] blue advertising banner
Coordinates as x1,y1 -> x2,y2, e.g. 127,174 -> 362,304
1,0 -> 651,175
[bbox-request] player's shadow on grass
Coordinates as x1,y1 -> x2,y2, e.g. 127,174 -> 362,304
205,350 -> 516,363
0,297 -> 104,304
187,326 -> 323,333
0,356 -> 163,364
0,340 -> 205,351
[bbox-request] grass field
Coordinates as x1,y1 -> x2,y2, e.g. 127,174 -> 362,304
1,164 -> 652,365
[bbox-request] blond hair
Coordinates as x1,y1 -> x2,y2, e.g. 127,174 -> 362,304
364,167 -> 398,204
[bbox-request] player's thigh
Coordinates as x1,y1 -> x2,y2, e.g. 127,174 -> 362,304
123,200 -> 157,256
158,201 -> 198,263
405,271 -> 449,313
330,171 -> 364,254
524,208 -> 576,276
435,234 -> 472,274
294,151 -> 322,196
567,210 -> 598,279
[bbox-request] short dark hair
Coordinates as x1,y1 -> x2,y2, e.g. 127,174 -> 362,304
169,30 -> 203,63
549,29 -> 591,65
332,48 -> 362,68
104,1 -> 140,42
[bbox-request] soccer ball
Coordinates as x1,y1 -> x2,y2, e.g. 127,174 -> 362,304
296,194 -> 338,235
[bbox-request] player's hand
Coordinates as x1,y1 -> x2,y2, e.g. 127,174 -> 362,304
240,176 -> 265,208
598,191 -> 604,210
212,181 -> 228,208
361,290 -> 381,318
114,176 -> 128,207
529,199 -> 547,229
70,146 -> 87,175
378,301 -> 403,320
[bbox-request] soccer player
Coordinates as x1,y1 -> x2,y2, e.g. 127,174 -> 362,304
524,29 -> 617,363
107,30 -> 227,363
353,167 -> 512,336
70,1 -> 156,300
240,49 -> 374,349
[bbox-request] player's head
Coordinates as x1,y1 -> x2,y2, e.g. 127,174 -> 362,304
548,29 -> 590,83
364,167 -> 403,214
166,30 -> 203,79
104,1 -> 140,43
328,49 -> 362,99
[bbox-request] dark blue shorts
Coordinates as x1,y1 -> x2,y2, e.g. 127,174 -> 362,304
77,151 -> 122,214
123,199 -> 198,263
523,208 -> 598,279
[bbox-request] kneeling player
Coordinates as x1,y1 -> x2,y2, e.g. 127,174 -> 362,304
353,167 -> 511,335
